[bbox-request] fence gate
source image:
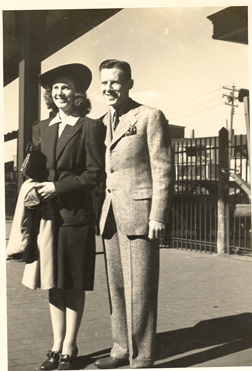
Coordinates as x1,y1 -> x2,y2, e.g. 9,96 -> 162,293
168,130 -> 251,255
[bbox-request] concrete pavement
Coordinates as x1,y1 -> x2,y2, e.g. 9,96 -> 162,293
5,221 -> 252,370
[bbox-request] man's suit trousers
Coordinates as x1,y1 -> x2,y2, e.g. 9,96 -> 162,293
103,207 -> 160,368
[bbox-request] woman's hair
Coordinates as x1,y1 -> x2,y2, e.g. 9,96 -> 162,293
44,83 -> 91,116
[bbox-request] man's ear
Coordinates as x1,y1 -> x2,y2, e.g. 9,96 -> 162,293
128,79 -> 134,90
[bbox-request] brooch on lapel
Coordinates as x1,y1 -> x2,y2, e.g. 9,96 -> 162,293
125,124 -> 137,136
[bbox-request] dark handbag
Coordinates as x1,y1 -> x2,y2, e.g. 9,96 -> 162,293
19,143 -> 48,182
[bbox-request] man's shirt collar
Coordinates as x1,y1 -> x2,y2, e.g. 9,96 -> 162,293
110,98 -> 130,118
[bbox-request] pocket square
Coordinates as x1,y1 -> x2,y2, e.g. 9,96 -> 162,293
125,124 -> 137,136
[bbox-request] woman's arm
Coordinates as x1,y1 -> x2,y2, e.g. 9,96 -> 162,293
33,119 -> 106,203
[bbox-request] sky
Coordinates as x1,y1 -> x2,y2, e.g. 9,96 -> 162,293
3,4 -> 250,163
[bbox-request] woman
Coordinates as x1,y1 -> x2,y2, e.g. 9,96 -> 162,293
25,63 -> 105,370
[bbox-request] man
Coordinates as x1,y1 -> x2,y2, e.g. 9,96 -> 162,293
95,59 -> 174,369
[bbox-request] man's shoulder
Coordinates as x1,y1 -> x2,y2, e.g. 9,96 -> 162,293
136,103 -> 166,122
139,104 -> 160,114
130,99 -> 163,115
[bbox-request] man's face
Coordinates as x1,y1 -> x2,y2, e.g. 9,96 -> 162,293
100,67 -> 132,110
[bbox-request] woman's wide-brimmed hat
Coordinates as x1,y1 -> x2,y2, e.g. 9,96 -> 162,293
39,63 -> 92,91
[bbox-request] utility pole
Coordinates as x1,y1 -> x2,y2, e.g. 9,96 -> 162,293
223,84 -> 239,146
222,84 -> 239,254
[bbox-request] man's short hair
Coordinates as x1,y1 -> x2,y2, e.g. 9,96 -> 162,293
99,59 -> 132,80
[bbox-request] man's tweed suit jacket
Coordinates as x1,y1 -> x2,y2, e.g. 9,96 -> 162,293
100,99 -> 174,236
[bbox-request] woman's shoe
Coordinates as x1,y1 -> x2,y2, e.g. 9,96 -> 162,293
40,350 -> 60,370
57,347 -> 78,370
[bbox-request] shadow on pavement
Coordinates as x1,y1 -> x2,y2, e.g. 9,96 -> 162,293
67,313 -> 252,369
73,348 -> 111,370
155,312 -> 252,367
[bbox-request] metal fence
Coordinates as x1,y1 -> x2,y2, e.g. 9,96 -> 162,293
168,129 -> 251,255
229,134 -> 251,254
5,129 -> 251,255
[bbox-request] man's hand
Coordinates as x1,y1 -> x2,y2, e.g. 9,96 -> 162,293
148,220 -> 166,240
34,182 -> 56,202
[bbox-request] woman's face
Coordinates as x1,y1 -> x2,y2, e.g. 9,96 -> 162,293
52,77 -> 76,115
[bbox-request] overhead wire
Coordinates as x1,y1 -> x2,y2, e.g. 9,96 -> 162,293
162,86 -> 245,123
162,85 -> 247,137
163,90 -> 224,120
170,102 -> 224,121
167,96 -> 224,117
173,108 -> 227,125
169,103 -> 223,120
164,87 -> 223,112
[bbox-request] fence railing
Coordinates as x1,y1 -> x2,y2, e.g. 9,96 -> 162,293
167,128 -> 251,255
5,128 -> 251,255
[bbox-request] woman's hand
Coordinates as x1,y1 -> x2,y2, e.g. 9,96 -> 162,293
34,182 -> 56,202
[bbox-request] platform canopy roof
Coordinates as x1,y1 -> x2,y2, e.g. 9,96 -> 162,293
3,9 -> 123,189
207,6 -> 248,45
3,9 -> 122,86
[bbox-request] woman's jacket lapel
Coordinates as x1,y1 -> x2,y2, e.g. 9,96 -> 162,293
44,122 -> 58,170
55,117 -> 83,160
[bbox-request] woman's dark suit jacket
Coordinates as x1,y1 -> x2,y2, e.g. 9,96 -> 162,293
32,115 -> 105,226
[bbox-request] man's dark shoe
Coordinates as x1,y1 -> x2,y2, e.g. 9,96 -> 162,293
94,356 -> 129,369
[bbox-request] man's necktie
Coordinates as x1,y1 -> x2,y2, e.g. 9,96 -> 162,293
113,111 -> 119,131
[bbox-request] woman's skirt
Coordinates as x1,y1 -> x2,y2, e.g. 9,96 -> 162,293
57,224 -> 95,291
22,220 -> 96,291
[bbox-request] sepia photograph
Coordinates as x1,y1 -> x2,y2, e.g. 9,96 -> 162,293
2,1 -> 251,370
